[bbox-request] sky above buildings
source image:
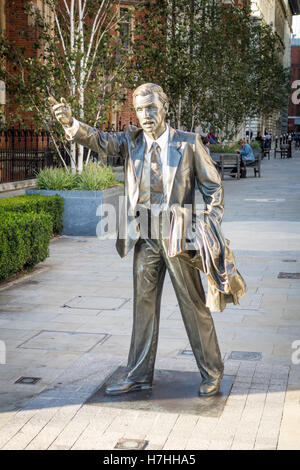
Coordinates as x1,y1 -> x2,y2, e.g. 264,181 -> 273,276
293,15 -> 300,37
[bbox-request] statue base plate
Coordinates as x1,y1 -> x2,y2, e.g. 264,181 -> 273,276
86,367 -> 234,417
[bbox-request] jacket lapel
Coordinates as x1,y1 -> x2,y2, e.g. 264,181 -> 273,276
129,128 -> 145,184
127,128 -> 145,208
166,127 -> 182,206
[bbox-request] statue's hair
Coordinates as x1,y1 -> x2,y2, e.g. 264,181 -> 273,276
132,83 -> 169,108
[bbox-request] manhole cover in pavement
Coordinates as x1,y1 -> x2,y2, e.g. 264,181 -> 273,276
17,330 -> 109,352
114,439 -> 148,450
15,377 -> 41,385
278,272 -> 300,279
63,296 -> 129,310
86,367 -> 234,418
228,351 -> 262,361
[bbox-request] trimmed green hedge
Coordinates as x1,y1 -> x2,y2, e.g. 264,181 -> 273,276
0,194 -> 63,234
0,211 -> 53,281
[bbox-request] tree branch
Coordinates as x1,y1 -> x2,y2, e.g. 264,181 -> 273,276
62,0 -> 70,16
82,0 -> 106,72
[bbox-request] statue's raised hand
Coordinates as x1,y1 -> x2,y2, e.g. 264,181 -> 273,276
48,96 -> 73,127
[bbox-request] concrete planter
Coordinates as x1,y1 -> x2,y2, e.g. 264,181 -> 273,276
26,186 -> 123,236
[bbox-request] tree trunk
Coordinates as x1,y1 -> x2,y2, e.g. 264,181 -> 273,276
69,0 -> 76,172
77,0 -> 85,173
77,84 -> 85,173
70,142 -> 76,173
77,146 -> 83,173
177,96 -> 182,129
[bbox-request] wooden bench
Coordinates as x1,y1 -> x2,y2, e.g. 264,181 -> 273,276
262,148 -> 271,159
246,149 -> 261,177
220,154 -> 240,180
274,147 -> 281,159
279,144 -> 289,159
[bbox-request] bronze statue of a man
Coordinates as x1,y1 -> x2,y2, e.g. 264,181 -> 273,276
49,83 -> 245,397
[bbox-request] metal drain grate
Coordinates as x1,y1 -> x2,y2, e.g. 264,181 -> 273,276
15,377 -> 41,385
278,272 -> 300,279
282,260 -> 297,263
114,439 -> 148,450
228,351 -> 262,361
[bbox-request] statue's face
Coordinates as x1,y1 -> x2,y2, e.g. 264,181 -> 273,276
134,93 -> 167,140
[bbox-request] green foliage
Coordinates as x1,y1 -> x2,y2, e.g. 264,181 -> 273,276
210,140 -> 261,153
250,141 -> 261,149
130,0 -> 290,138
36,164 -> 119,191
36,168 -> 79,191
0,0 -> 130,171
210,143 -> 239,153
0,211 -> 52,281
0,195 -> 63,234
0,0 -> 129,127
76,163 -> 119,190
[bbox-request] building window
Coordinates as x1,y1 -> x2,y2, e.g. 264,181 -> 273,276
0,80 -> 5,105
120,8 -> 131,50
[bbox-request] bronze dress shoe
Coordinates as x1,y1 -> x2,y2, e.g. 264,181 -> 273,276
198,374 -> 223,397
105,379 -> 152,396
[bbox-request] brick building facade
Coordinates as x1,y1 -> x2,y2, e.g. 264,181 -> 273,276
0,0 -> 52,124
106,1 -> 139,129
288,36 -> 300,131
1,1 -> 299,137
0,1 -> 141,184
0,0 -> 139,129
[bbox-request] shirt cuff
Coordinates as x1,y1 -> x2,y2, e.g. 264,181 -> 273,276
64,118 -> 79,140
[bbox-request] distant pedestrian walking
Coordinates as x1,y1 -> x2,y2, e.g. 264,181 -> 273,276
256,131 -> 264,151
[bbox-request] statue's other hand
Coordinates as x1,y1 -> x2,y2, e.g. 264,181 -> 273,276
48,96 -> 73,127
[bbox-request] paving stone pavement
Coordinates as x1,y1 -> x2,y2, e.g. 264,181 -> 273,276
0,148 -> 300,450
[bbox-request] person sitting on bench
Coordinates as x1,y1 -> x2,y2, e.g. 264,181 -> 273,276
231,138 -> 255,178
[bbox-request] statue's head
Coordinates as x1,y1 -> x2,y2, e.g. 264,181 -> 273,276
133,83 -> 169,140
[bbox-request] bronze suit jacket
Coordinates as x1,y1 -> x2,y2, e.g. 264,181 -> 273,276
72,122 -> 246,311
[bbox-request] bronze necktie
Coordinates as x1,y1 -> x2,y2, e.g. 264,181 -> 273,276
150,142 -> 163,206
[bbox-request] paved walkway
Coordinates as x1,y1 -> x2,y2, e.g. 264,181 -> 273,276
0,149 -> 300,450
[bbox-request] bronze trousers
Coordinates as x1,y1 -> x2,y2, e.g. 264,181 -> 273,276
126,213 -> 224,384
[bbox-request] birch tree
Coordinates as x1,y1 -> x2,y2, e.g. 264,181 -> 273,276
0,0 -> 129,172
130,0 -> 289,139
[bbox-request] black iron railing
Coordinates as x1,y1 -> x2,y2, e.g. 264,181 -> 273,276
0,127 -> 60,184
0,120 -> 139,184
